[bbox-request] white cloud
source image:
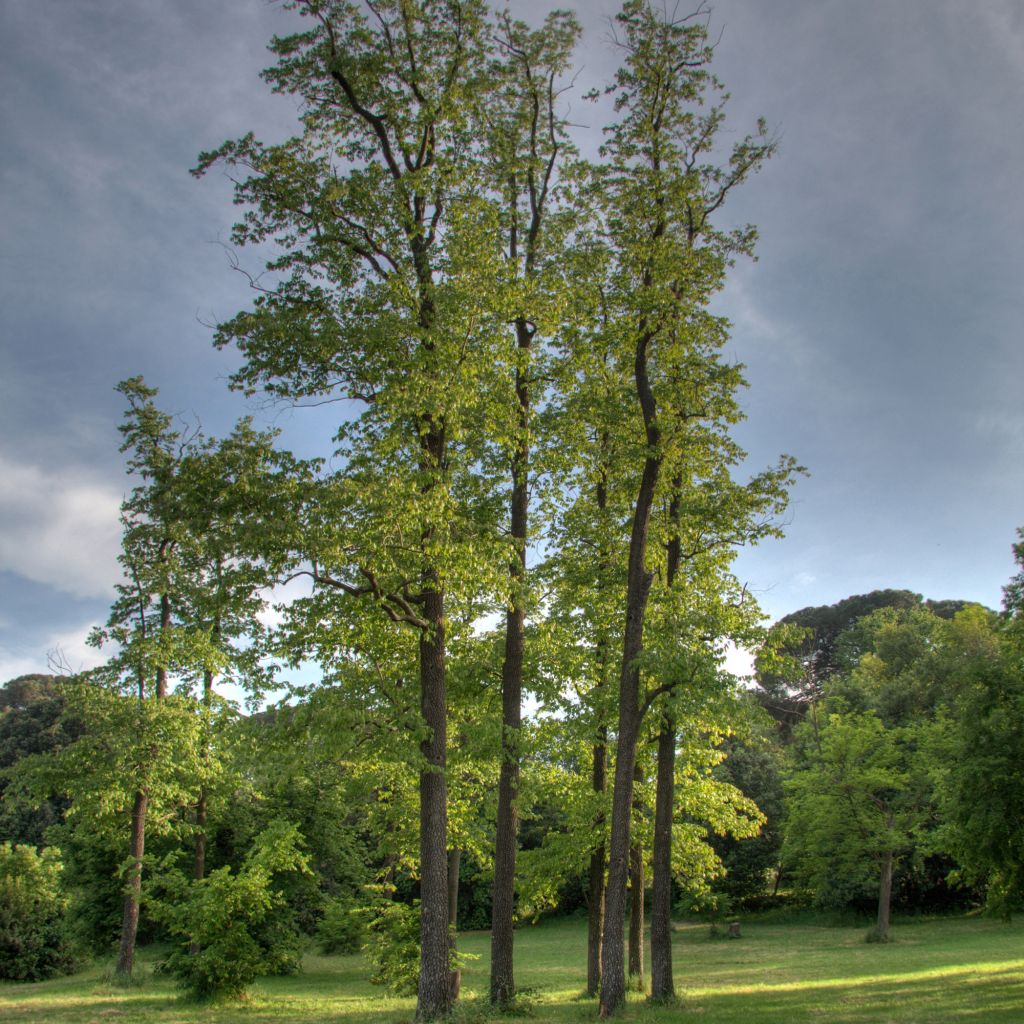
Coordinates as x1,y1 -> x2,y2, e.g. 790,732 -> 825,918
0,451 -> 121,598
256,575 -> 315,630
723,641 -> 756,681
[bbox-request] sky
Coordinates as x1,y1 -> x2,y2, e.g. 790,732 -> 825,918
1,0 -> 1022,683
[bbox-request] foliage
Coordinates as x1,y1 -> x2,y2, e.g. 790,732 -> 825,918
0,843 -> 74,981
364,898 -> 422,996
0,675 -> 80,847
784,710 -> 916,911
316,896 -> 364,956
153,821 -> 310,999
932,553 -> 1024,915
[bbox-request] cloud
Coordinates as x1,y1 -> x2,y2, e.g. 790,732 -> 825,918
0,619 -> 107,682
0,451 -> 121,599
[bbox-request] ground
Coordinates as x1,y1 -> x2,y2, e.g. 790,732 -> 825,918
3,915 -> 1023,1023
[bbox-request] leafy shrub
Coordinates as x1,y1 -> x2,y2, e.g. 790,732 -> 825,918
153,821 -> 309,999
0,843 -> 74,981
364,897 -> 476,995
316,895 -> 363,955
365,899 -> 421,994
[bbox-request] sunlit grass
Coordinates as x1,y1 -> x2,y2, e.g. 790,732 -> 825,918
3,914 -> 1023,1023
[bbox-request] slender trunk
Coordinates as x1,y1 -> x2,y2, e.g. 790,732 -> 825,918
115,788 -> 148,977
448,848 -> 462,1001
188,660 -> 215,956
876,849 -> 894,941
587,730 -> 608,996
417,585 -> 450,1022
491,322 -> 530,1007
650,486 -> 680,1000
600,329 -> 661,1017
193,791 -> 208,881
118,602 -> 167,983
628,836 -> 644,987
649,719 -> 675,999
155,590 -> 170,698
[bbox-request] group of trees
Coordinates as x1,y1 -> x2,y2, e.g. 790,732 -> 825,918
735,570 -> 1024,943
3,1 -> 1022,1020
3,0 -> 800,1015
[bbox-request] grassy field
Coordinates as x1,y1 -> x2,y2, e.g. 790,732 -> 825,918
3,914 -> 1024,1023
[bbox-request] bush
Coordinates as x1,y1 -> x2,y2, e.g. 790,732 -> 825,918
317,896 -> 363,955
0,843 -> 74,981
365,899 -> 421,995
153,821 -> 308,999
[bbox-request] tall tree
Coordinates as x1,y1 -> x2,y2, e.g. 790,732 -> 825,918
194,3 -> 515,1016
593,3 -> 786,1013
483,9 -> 580,1006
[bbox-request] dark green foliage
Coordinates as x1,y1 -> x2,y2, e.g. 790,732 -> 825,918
316,895 -> 364,955
0,843 -> 74,981
364,899 -> 421,995
937,610 -> 1024,915
713,737 -> 785,903
0,675 -> 81,846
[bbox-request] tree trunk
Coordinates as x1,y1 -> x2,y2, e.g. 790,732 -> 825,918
649,717 -> 675,999
875,849 -> 894,942
115,787 -> 148,978
650,487 -> 680,1000
628,837 -> 644,988
587,731 -> 608,997
491,329 -> 529,1006
599,328 -> 661,1017
417,586 -> 451,1022
600,710 -> 641,1017
448,848 -> 462,1001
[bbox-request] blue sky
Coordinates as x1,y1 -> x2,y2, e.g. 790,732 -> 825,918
2,0 -> 1022,681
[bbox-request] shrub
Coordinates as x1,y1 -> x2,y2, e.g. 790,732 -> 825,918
364,897 -> 477,995
0,843 -> 74,981
153,821 -> 308,999
365,899 -> 421,995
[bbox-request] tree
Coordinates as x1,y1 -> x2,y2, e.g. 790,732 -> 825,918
482,9 -> 581,1006
784,708 -> 923,941
0,675 -> 80,846
589,3 -> 789,1012
194,3 -> 524,1015
933,542 -> 1024,915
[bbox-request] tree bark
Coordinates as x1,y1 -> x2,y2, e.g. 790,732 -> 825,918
448,848 -> 462,1001
875,849 -> 894,942
649,719 -> 676,999
628,836 -> 645,988
115,788 -> 148,978
599,327 -> 661,1017
491,320 -> 530,1007
417,585 -> 450,1022
650,486 -> 681,1000
587,732 -> 608,997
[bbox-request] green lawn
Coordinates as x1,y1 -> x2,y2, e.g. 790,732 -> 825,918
3,915 -> 1023,1023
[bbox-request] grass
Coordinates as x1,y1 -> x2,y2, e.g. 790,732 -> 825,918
3,914 -> 1024,1023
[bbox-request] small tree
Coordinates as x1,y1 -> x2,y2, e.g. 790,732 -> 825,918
153,821 -> 309,999
784,710 -> 922,941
